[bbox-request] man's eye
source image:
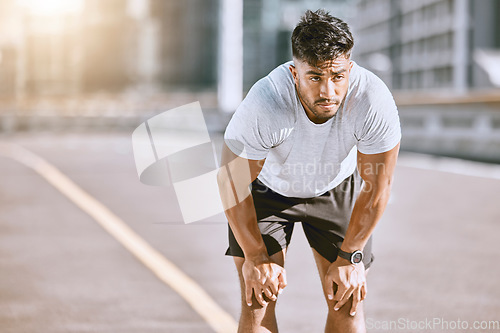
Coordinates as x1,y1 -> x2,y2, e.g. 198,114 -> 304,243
334,75 -> 344,81
310,76 -> 321,82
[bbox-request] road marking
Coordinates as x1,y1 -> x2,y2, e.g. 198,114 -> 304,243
0,143 -> 238,333
398,152 -> 500,180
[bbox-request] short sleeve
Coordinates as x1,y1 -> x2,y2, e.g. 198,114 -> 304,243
355,79 -> 402,154
224,78 -> 277,160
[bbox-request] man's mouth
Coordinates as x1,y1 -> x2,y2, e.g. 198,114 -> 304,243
316,102 -> 338,109
316,99 -> 339,106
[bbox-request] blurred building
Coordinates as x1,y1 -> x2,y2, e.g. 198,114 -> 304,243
0,0 -> 20,97
25,14 -> 83,96
82,0 -> 133,92
352,0 -> 500,91
0,0 -> 219,97
0,0 -> 357,97
151,0 -> 219,90
0,0 -> 85,97
83,0 -> 220,92
243,0 -> 281,88
0,0 -> 152,97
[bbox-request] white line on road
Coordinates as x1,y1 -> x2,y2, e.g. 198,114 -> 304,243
0,143 -> 238,333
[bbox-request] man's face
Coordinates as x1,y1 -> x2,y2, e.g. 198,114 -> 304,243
289,55 -> 353,124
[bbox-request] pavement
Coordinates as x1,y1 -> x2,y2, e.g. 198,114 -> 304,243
0,130 -> 499,332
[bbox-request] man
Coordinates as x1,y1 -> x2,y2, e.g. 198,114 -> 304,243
217,9 -> 400,333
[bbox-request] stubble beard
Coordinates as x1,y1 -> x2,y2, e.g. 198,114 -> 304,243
296,80 -> 340,122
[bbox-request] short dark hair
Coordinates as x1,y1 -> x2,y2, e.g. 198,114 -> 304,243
291,9 -> 354,65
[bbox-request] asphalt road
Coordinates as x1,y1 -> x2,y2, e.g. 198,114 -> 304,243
0,131 -> 499,333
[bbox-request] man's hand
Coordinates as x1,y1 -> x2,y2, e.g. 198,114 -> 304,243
242,258 -> 287,307
325,258 -> 366,316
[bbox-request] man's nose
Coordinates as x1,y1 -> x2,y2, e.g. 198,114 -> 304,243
319,79 -> 336,100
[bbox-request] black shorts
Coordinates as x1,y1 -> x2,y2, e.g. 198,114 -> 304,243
225,170 -> 374,268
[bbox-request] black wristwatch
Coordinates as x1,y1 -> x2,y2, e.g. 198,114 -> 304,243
337,249 -> 363,264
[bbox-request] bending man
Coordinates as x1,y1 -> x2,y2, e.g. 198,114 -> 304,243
218,9 -> 401,333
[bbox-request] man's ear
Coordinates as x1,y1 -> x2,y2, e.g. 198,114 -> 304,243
289,64 -> 298,84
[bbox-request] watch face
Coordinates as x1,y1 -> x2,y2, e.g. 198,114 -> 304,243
352,251 -> 363,264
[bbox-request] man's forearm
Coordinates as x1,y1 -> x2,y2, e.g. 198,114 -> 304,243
341,144 -> 400,254
340,182 -> 392,253
218,178 -> 269,262
227,194 -> 270,261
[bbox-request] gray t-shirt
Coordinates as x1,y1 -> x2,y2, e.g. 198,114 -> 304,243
224,61 -> 401,198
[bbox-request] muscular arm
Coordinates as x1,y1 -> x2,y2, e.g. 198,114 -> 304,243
325,142 -> 400,315
217,142 -> 287,305
341,142 -> 400,253
216,142 -> 267,261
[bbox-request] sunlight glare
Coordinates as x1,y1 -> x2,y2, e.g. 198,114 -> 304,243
18,0 -> 84,16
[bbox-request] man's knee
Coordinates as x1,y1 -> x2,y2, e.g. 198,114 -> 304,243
326,296 -> 352,313
241,294 -> 278,313
238,300 -> 279,333
326,296 -> 364,324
